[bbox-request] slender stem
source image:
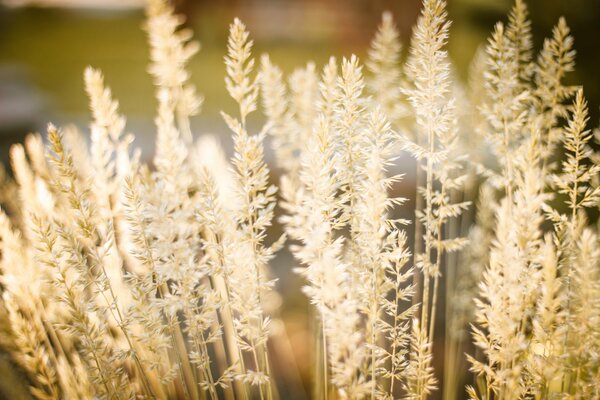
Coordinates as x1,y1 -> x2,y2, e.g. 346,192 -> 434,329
562,155 -> 579,393
389,273 -> 402,397
251,344 -> 266,400
208,275 -> 236,400
442,186 -> 465,400
371,273 -> 377,400
420,114 -> 436,330
502,119 -> 513,207
199,336 -> 218,400
412,158 -> 424,308
245,198 -> 272,400
185,299 -> 217,400
316,245 -> 329,400
429,275 -> 440,347
429,184 -> 446,343
176,97 -> 193,144
264,340 -> 274,400
322,313 -> 329,400
166,316 -> 193,400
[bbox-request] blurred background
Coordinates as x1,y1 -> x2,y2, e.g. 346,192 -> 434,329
0,0 -> 599,398
1,0 -> 599,162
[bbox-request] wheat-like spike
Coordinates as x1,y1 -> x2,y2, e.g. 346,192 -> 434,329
469,200 -> 525,399
356,121 -> 417,395
366,12 -> 407,125
25,133 -> 57,216
403,2 -> 457,395
142,121 -> 198,397
527,234 -> 564,394
61,125 -> 95,184
146,0 -> 202,143
84,67 -> 126,145
291,116 -> 343,249
317,57 -> 339,121
259,54 -> 294,171
153,88 -> 191,195
467,46 -> 490,150
84,67 -> 132,209
10,143 -> 52,230
225,18 -> 257,127
332,56 -> 372,397
24,133 -> 53,183
277,62 -> 320,225
283,58 -> 340,247
566,227 -> 600,396
481,21 -> 530,202
505,0 -> 533,85
288,62 -> 319,148
552,89 -> 600,214
335,54 -> 367,257
404,0 -> 453,276
46,125 -> 97,237
533,17 -> 576,164
222,18 -> 280,399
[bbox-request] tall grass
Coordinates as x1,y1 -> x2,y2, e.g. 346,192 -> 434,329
0,0 -> 598,399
